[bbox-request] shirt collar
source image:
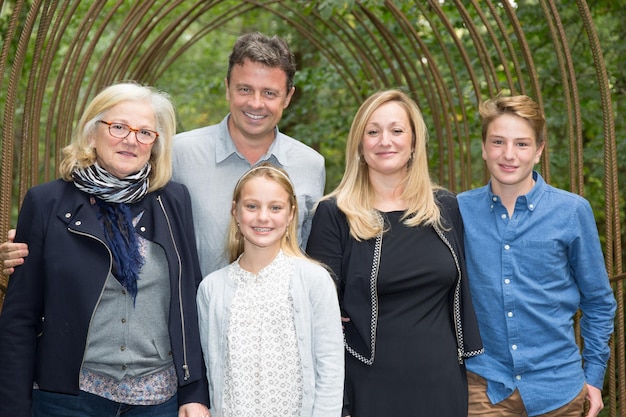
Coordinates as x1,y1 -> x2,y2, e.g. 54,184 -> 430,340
215,114 -> 288,166
233,250 -> 287,281
487,170 -> 546,212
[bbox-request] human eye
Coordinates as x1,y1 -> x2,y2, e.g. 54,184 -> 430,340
138,129 -> 156,141
245,203 -> 257,210
238,87 -> 251,94
263,90 -> 278,98
366,128 -> 379,136
392,127 -> 405,135
270,205 -> 284,212
516,141 -> 530,148
111,123 -> 128,132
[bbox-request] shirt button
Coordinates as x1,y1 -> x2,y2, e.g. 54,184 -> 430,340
120,345 -> 126,351
492,197 -> 498,202
504,244 -> 510,250
122,365 -> 127,370
512,344 -> 517,350
516,375 -> 522,380
75,221 -> 82,226
507,312 -> 513,317
501,213 -> 507,219
504,279 -> 511,284
121,318 -> 126,323
529,204 -> 534,209
65,213 -> 71,218
140,226 -> 146,232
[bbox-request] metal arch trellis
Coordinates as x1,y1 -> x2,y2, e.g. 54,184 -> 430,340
0,0 -> 623,414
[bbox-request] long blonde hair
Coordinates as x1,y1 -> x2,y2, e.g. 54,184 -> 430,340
227,163 -> 305,263
58,82 -> 176,191
325,89 -> 443,240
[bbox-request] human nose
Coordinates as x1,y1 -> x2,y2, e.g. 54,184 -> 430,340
503,142 -> 515,159
379,130 -> 392,146
257,206 -> 270,221
248,91 -> 265,108
122,128 -> 140,144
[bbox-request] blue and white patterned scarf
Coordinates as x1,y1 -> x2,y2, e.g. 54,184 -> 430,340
72,162 -> 151,304
72,162 -> 150,204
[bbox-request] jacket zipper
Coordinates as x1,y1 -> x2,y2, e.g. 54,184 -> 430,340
157,195 -> 190,380
69,229 -> 113,372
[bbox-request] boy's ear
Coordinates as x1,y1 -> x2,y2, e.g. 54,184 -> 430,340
534,141 -> 545,163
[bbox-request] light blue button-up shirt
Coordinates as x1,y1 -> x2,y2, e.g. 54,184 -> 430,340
172,115 -> 325,277
458,171 -> 616,416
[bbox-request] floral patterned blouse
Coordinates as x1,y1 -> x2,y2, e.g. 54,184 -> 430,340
223,251 -> 304,417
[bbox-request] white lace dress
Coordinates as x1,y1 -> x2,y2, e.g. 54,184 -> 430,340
223,251 -> 304,417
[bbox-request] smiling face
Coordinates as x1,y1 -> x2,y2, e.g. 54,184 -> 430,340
482,113 -> 544,196
90,100 -> 156,179
225,58 -> 295,145
361,101 -> 414,181
233,175 -> 294,254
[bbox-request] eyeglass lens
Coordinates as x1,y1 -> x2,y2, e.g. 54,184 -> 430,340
108,122 -> 157,144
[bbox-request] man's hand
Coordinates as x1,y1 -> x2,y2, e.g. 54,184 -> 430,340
178,402 -> 210,417
584,384 -> 604,417
0,229 -> 28,276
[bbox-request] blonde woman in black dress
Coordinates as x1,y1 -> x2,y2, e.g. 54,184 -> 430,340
306,89 -> 483,417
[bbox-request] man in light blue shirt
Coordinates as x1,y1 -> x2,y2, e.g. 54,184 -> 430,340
172,32 -> 325,276
458,95 -> 616,417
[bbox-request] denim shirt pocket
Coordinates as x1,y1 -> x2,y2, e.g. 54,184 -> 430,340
518,239 -> 568,282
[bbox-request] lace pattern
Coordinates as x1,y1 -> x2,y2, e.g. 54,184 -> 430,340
223,251 -> 304,417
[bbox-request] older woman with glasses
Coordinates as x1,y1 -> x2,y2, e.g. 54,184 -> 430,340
0,82 -> 210,417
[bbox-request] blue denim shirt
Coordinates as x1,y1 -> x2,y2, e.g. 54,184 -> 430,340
458,171 -> 616,415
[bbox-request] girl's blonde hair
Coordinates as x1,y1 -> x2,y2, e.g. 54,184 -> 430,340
227,163 -> 305,263
59,82 -> 176,191
325,89 -> 443,240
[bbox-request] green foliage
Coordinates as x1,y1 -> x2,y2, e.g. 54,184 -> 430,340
3,0 -> 623,259
1,2 -> 624,410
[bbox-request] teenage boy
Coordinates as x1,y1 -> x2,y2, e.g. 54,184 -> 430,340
457,95 -> 616,417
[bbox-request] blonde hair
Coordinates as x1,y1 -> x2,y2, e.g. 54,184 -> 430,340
59,82 -> 176,191
325,89 -> 443,241
227,163 -> 305,263
479,94 -> 546,147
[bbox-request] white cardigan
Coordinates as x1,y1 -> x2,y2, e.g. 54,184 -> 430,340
196,253 -> 344,417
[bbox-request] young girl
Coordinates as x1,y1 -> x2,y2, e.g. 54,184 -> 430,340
196,163 -> 344,417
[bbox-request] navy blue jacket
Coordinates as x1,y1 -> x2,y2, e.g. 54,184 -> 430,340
0,179 -> 209,416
